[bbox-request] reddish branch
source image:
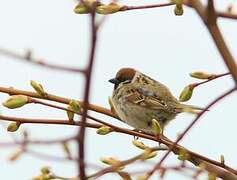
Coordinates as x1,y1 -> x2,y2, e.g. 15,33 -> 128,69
78,10 -> 98,179
217,11 -> 237,20
186,0 -> 237,84
145,0 -> 237,177
0,86 -> 116,118
121,2 -> 174,11
0,85 -> 236,178
0,115 -> 101,129
0,48 -> 84,73
1,97 -> 237,177
118,1 -> 237,20
0,135 -> 75,147
191,72 -> 230,88
147,87 -> 236,178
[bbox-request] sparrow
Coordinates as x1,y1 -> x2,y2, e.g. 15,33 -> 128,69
109,68 -> 203,135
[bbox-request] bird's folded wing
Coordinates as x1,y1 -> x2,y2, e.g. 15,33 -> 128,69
125,89 -> 168,110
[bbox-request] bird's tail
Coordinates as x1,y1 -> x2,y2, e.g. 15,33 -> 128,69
177,103 -> 208,114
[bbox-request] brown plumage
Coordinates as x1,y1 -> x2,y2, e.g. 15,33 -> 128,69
109,68 -> 203,134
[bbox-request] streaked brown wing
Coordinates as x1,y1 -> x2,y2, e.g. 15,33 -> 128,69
125,90 -> 145,104
125,89 -> 167,110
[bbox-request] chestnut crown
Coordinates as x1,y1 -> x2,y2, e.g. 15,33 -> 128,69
109,68 -> 136,89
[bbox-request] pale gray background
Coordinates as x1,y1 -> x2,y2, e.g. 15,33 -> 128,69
0,0 -> 236,179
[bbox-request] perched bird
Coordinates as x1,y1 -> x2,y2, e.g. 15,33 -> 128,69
109,68 -> 203,135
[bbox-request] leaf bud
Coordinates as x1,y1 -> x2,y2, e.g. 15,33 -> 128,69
3,95 -> 29,109
179,85 -> 194,102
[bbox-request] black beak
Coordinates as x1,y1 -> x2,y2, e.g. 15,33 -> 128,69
109,78 -> 120,85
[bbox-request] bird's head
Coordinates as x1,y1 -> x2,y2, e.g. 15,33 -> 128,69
109,68 -> 136,90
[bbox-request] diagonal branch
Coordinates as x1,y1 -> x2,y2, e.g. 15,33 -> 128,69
0,48 -> 84,73
189,0 -> 237,84
0,86 -> 116,118
147,87 -> 236,178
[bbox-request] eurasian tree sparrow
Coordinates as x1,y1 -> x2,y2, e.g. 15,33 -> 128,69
109,68 -> 203,134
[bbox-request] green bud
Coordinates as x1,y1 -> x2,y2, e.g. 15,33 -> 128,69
67,106 -> 75,121
174,4 -> 183,16
141,149 -> 157,160
74,0 -> 101,14
41,166 -> 51,174
7,122 -> 21,132
3,95 -> 28,109
69,99 -> 82,113
101,157 -> 117,165
151,119 -> 162,135
30,80 -> 47,97
74,4 -> 90,14
179,85 -> 194,102
96,126 -> 113,135
190,71 -> 214,79
100,157 -> 124,170
96,3 -> 123,14
178,148 -> 190,161
132,140 -> 148,150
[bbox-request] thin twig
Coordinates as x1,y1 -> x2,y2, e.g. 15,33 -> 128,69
191,72 -> 230,88
0,86 -> 116,118
0,48 -> 84,73
26,149 -> 78,162
1,113 -> 237,177
121,2 -> 175,11
217,11 -> 237,20
183,0 -> 237,20
0,136 -> 75,147
147,87 -> 236,178
78,10 -> 98,179
189,0 -> 237,84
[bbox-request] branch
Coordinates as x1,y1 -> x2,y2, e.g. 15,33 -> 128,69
189,0 -> 237,84
183,0 -> 237,20
191,72 -> 230,88
0,135 -> 75,147
147,87 -> 237,178
0,48 -> 84,73
26,149 -> 78,162
217,11 -> 237,20
0,86 -> 116,118
121,2 -> 175,11
87,146 -> 166,179
78,9 -> 98,179
0,115 -> 101,129
1,86 -> 237,177
1,112 -> 237,177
